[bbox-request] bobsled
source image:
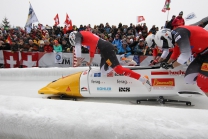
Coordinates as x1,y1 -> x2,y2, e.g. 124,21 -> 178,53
38,65 -> 205,103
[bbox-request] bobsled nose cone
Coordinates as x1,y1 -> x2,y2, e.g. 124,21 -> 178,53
38,86 -> 59,95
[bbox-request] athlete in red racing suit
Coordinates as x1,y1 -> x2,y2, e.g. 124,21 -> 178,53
155,26 -> 208,96
68,31 -> 152,91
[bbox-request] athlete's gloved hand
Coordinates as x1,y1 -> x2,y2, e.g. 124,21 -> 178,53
150,59 -> 159,65
160,62 -> 174,69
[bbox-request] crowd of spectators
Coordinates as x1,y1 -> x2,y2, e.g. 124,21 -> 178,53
0,22 -> 161,57
2,11 -> 206,59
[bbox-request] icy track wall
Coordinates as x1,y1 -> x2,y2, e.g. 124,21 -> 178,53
0,67 -> 89,81
1,68 -> 208,139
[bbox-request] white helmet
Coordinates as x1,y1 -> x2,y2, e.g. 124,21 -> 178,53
154,29 -> 174,49
145,34 -> 155,48
204,24 -> 208,31
69,31 -> 77,46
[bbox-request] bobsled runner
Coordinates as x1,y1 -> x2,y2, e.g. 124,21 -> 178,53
38,65 -> 205,105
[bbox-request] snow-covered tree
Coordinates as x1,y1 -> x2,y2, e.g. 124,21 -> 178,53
2,17 -> 10,30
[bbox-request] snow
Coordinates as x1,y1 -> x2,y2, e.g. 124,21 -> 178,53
0,67 -> 208,139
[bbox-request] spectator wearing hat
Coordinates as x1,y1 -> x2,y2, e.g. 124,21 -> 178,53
166,15 -> 176,30
117,40 -> 132,56
172,11 -> 185,29
133,39 -> 146,55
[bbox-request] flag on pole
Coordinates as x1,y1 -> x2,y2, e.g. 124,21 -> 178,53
54,14 -> 60,26
25,2 -> 39,33
137,16 -> 145,23
162,0 -> 171,12
185,12 -> 197,21
64,13 -> 73,31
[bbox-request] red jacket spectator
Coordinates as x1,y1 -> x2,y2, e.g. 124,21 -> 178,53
44,40 -> 53,52
172,11 -> 185,29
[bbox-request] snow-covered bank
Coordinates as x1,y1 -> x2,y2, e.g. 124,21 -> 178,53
0,67 -> 88,81
0,95 -> 208,139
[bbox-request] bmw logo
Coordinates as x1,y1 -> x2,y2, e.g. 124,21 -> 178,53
56,54 -> 61,60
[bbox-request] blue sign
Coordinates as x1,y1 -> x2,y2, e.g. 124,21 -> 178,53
56,54 -> 61,60
97,87 -> 111,91
94,73 -> 101,77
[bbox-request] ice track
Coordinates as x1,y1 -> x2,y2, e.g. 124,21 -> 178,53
0,67 -> 208,139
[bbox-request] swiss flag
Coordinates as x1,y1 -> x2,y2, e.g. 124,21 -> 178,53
3,51 -> 20,68
54,14 -> 60,26
20,52 -> 39,68
64,13 -> 73,31
137,16 -> 145,23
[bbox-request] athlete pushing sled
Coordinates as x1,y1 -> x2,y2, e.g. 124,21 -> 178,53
68,31 -> 152,92
153,26 -> 208,96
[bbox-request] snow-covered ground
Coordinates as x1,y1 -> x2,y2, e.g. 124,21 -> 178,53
0,67 -> 208,139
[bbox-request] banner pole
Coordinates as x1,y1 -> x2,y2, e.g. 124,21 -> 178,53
167,10 -> 170,21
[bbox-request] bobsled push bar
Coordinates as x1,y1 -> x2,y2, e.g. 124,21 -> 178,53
124,65 -> 160,70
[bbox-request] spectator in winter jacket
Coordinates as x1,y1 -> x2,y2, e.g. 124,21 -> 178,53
44,40 -> 53,53
149,25 -> 157,35
166,15 -> 176,30
38,40 -> 45,52
18,38 -> 28,51
172,11 -> 185,29
117,40 -> 132,56
10,41 -> 19,52
112,34 -> 122,53
27,39 -> 39,52
53,40 -> 62,53
134,39 -> 146,55
62,39 -> 71,53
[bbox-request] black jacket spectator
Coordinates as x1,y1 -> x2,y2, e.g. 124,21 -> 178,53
10,41 -> 19,52
166,15 -> 176,30
62,40 -> 71,53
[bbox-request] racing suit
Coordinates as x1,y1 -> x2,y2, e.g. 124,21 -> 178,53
172,26 -> 208,94
74,31 -> 142,80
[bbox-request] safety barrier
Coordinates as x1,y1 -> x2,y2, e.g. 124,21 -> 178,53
0,50 -> 153,68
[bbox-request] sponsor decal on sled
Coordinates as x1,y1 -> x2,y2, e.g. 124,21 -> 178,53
91,80 -> 105,84
94,73 -> 101,77
117,80 -> 132,84
81,87 -> 88,91
82,70 -> 88,75
152,78 -> 175,86
66,86 -> 71,92
107,70 -> 114,77
152,78 -> 175,90
151,70 -> 185,76
97,87 -> 111,91
119,87 -> 130,92
114,73 -> 124,76
201,63 -> 208,72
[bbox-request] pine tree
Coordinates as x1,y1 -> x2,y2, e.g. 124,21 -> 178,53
2,17 -> 10,30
